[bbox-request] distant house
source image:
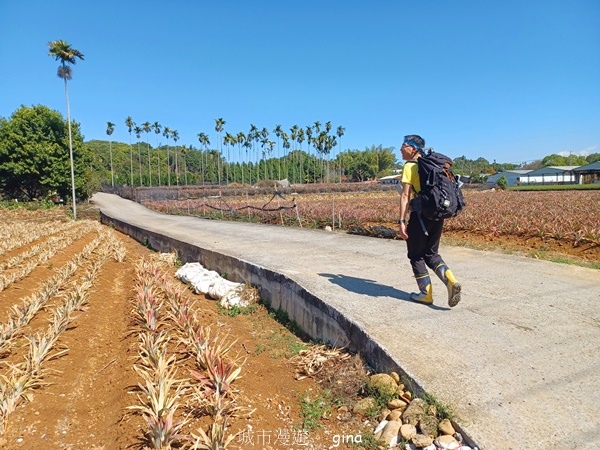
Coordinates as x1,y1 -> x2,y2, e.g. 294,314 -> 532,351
520,166 -> 579,184
573,161 -> 600,184
486,170 -> 533,187
379,175 -> 402,185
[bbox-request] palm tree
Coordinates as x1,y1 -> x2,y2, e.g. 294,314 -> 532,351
237,132 -> 245,185
142,121 -> 152,186
243,135 -> 252,185
181,145 -> 189,185
290,125 -> 299,182
106,122 -> 115,187
163,127 -> 172,186
172,130 -> 180,185
214,118 -> 226,185
223,132 -> 234,183
48,40 -> 84,219
134,125 -> 143,186
125,116 -> 135,186
336,125 -> 345,182
249,124 -> 259,183
197,132 -> 210,185
152,122 -> 162,185
305,126 -> 313,183
282,133 -> 291,181
273,124 -> 283,180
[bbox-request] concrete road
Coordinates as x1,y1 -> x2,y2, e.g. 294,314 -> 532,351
92,192 -> 600,450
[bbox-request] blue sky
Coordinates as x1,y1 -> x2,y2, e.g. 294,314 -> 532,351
1,0 -> 598,165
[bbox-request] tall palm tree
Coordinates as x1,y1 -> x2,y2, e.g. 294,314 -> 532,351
197,132 -> 210,185
48,40 -> 84,219
153,122 -> 162,185
163,127 -> 172,186
223,132 -> 234,184
243,135 -> 252,185
336,125 -> 345,182
172,130 -> 180,185
181,145 -> 189,185
237,131 -> 245,185
249,124 -> 259,183
125,116 -> 135,186
142,121 -> 152,186
134,125 -> 143,186
214,118 -> 226,185
282,133 -> 291,181
273,124 -> 283,180
106,122 -> 115,187
290,125 -> 299,182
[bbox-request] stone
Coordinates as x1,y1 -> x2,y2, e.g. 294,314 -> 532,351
400,423 -> 417,440
369,373 -> 398,397
353,397 -> 376,415
412,434 -> 434,448
377,420 -> 402,446
380,408 -> 391,421
427,404 -> 437,416
418,415 -> 439,438
373,419 -> 388,439
402,391 -> 413,402
402,398 -> 426,425
438,418 -> 455,436
390,372 -> 400,384
388,398 -> 408,410
434,434 -> 460,450
387,409 -> 402,421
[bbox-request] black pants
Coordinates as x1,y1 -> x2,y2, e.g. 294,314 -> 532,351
406,211 -> 444,277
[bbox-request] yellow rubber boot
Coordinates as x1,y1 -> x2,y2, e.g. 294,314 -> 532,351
410,274 -> 433,305
435,264 -> 461,307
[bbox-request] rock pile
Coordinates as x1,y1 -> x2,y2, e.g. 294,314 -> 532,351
363,372 -> 478,450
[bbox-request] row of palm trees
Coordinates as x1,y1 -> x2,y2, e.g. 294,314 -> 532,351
105,117 -> 346,188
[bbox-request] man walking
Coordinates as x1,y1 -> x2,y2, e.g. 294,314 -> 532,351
397,134 -> 461,307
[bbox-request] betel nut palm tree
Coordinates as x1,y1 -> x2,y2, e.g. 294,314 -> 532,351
48,40 -> 84,219
214,118 -> 226,185
153,122 -> 162,185
134,125 -> 143,186
142,121 -> 152,186
106,122 -> 115,187
125,116 -> 135,186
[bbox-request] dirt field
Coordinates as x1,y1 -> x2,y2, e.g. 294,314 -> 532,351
0,208 -> 377,450
0,205 -> 596,450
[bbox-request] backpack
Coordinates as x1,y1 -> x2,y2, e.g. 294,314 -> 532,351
412,150 -> 465,221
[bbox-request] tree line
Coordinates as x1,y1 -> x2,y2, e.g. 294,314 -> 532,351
2,104 -> 599,202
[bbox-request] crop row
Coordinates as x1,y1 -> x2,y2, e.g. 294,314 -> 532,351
0,227 -> 127,433
131,257 -> 246,449
0,221 -> 102,292
143,190 -> 600,246
0,219 -> 79,257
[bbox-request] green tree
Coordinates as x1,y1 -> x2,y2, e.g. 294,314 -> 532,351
106,121 -> 115,186
48,40 -> 84,218
497,175 -> 508,190
586,153 -> 600,164
0,105 -> 88,201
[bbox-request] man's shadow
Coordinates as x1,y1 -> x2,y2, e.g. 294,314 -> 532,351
319,273 -> 450,311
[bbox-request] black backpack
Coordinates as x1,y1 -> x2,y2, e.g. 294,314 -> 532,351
412,150 -> 466,221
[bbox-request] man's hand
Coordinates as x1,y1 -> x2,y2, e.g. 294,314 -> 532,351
399,222 -> 408,240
